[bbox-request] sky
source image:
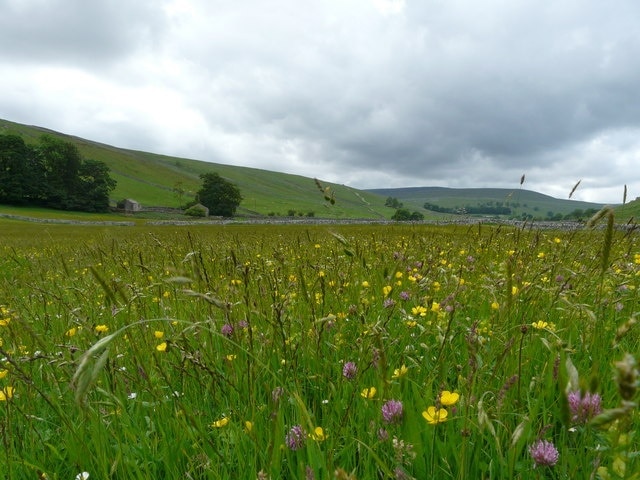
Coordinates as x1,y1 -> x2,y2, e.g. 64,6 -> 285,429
1,0 -> 639,204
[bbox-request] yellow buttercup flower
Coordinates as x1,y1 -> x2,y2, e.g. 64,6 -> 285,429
532,320 -> 556,332
154,331 -> 164,339
440,391 -> 460,406
310,426 -> 327,441
65,327 -> 77,337
392,365 -> 408,379
211,417 -> 229,428
0,386 -> 14,401
361,387 -> 377,399
156,342 -> 168,352
94,325 -> 109,333
422,406 -> 448,424
0,369 -> 8,379
411,306 -> 427,317
244,421 -> 253,433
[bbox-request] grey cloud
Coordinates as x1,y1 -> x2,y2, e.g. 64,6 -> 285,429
1,0 -> 639,203
0,0 -> 167,66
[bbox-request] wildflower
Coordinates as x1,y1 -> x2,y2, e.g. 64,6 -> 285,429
285,425 -> 307,450
377,428 -> 389,441
381,400 -> 404,424
342,361 -> 357,380
422,406 -> 448,424
529,440 -> 559,468
537,252 -> 545,259
392,365 -> 408,379
225,354 -> 237,361
567,391 -> 602,424
156,342 -> 167,352
361,281 -> 370,288
383,285 -> 393,297
65,327 -> 77,337
94,325 -> 108,333
154,331 -> 164,339
75,473 -> 90,480
439,391 -> 460,406
244,420 -> 253,433
211,417 -> 229,428
383,298 -> 396,308
399,291 -> 410,301
309,426 -> 327,441
361,387 -> 377,399
411,306 -> 427,317
430,302 -> 441,313
221,323 -> 234,337
0,369 -> 8,379
0,386 -> 14,401
531,320 -> 556,331
491,301 -> 500,310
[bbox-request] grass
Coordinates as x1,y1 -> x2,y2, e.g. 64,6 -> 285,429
0,220 -> 638,479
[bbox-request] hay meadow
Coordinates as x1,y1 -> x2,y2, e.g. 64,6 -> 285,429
0,220 -> 638,479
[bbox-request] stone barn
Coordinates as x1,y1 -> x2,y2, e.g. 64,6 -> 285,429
117,198 -> 142,213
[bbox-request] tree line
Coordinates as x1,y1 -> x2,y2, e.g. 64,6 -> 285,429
0,134 -> 117,212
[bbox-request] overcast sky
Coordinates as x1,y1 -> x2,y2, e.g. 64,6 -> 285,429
1,0 -> 639,203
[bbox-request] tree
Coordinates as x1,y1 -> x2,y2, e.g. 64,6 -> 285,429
392,208 -> 424,221
75,159 -> 117,212
0,134 -> 41,204
0,133 -> 116,212
196,172 -> 243,217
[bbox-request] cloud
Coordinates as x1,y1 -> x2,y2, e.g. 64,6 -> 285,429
0,0 -> 166,66
1,0 -> 639,203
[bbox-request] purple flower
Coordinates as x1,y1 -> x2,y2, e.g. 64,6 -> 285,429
399,291 -> 410,301
529,440 -> 559,468
221,323 -> 234,337
377,428 -> 389,441
285,425 -> 307,451
236,320 -> 249,329
342,361 -> 357,380
567,391 -> 602,424
383,298 -> 396,309
381,399 -> 404,424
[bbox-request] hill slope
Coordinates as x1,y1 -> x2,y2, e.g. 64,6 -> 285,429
368,186 -> 609,219
0,119 -> 389,219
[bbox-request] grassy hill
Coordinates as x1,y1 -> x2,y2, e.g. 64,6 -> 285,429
0,119 -> 389,219
1,118 -> 635,222
367,186 -> 614,220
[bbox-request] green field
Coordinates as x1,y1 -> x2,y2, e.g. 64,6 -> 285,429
0,220 -> 638,479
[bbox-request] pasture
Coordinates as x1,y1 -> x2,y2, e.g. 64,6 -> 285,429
0,221 -> 638,479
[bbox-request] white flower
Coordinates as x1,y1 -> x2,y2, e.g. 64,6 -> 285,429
75,473 -> 90,480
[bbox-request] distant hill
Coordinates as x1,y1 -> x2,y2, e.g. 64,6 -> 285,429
367,186 -> 609,220
2,118 -> 636,222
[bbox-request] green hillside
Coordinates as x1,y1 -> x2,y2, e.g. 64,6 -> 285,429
0,119 -> 389,219
368,186 -> 614,220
